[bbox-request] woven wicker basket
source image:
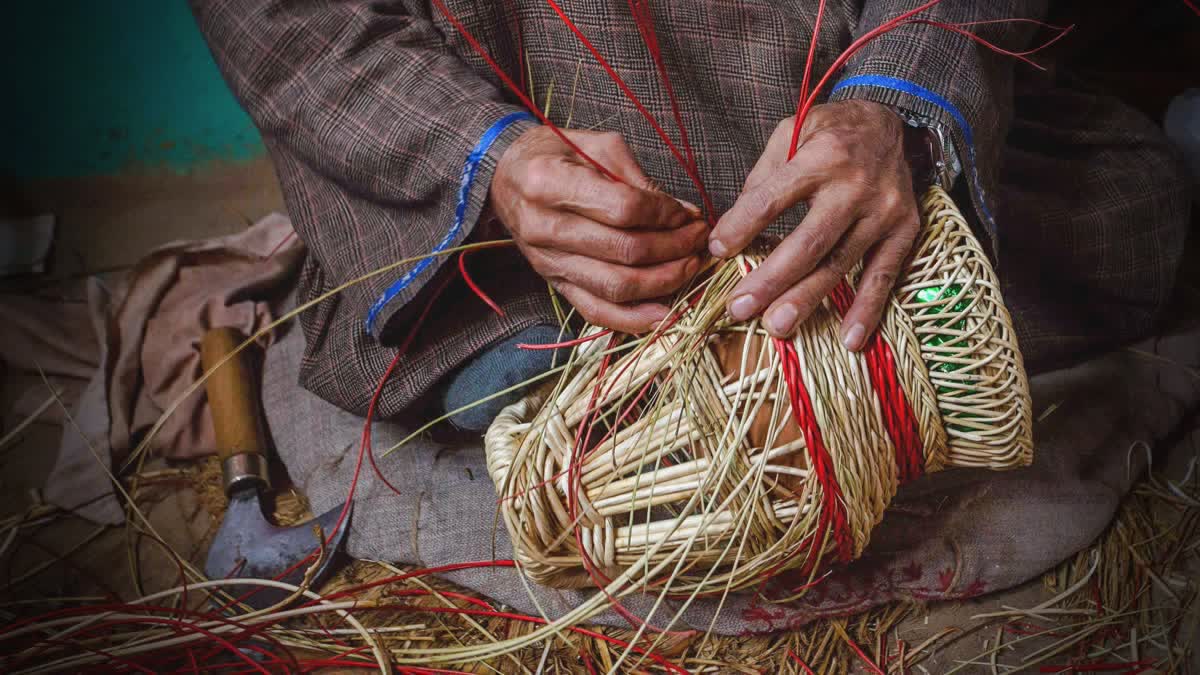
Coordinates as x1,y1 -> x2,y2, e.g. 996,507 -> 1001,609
485,185 -> 1032,593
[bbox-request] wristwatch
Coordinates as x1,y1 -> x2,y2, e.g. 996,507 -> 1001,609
892,107 -> 959,191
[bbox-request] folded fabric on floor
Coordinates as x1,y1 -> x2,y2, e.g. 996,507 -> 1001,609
261,321 -> 1200,633
0,214 -> 303,524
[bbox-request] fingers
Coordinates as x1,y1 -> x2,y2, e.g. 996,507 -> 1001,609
709,151 -> 825,257
573,172 -> 696,230
523,159 -> 695,230
754,204 -> 917,343
520,215 -> 709,266
839,229 -> 916,351
554,282 -> 671,334
757,220 -> 879,338
726,192 -> 858,321
545,131 -> 698,230
539,251 -> 702,305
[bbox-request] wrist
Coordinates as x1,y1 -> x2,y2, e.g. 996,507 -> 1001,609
488,120 -> 545,235
887,106 -> 959,189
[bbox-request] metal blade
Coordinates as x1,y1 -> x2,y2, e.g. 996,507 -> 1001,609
204,490 -> 350,610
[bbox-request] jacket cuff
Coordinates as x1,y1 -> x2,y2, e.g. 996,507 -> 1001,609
365,110 -> 539,338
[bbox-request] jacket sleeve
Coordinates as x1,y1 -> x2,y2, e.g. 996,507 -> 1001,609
189,0 -> 537,338
829,0 -> 1048,242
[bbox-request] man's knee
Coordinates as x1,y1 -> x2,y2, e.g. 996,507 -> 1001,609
439,324 -> 572,433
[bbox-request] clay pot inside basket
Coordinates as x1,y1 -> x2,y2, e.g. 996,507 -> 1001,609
710,329 -> 809,497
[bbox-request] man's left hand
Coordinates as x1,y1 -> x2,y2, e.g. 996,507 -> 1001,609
708,100 -> 920,351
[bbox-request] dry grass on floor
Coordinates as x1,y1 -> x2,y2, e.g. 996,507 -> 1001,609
0,453 -> 1195,673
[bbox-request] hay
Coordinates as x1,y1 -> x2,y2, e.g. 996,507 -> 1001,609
0,447 -> 1193,673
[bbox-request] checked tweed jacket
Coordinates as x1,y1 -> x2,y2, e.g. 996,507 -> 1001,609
191,0 -> 1190,419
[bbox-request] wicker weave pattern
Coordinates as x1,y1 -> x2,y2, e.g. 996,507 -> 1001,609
485,186 -> 1032,592
900,188 -> 1033,469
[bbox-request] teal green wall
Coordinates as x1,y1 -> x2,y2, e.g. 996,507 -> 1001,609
3,1 -> 265,178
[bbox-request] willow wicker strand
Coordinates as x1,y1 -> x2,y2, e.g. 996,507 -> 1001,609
486,184 -> 1033,593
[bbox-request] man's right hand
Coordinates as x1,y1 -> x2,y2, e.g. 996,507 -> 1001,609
490,126 -> 707,333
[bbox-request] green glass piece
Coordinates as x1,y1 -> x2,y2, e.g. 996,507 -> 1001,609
914,283 -> 976,432
916,283 -> 969,365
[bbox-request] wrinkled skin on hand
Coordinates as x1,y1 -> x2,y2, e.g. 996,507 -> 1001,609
490,127 -> 706,334
710,100 -> 919,350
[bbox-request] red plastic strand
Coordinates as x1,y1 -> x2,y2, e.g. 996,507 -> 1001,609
561,295 -> 719,595
2,601 -> 282,670
298,644 -> 374,672
499,367 -> 660,504
315,559 -> 517,604
827,281 -> 924,483
14,637 -> 156,674
776,337 -> 852,562
333,267 -> 458,522
624,0 -> 708,204
950,17 -> 1070,30
798,0 -> 828,111
787,569 -> 833,595
499,0 -> 527,94
516,329 -> 613,350
842,631 -> 886,675
566,342 -> 666,632
788,1 -> 1073,160
141,602 -> 300,670
429,0 -> 622,183
562,334 -> 698,635
458,249 -> 505,316
581,649 -> 601,675
389,588 -> 497,611
80,617 -> 269,674
789,0 -> 944,159
788,648 -> 817,675
194,564 -> 519,669
541,0 -> 716,221
905,19 -> 1073,61
263,231 -> 297,260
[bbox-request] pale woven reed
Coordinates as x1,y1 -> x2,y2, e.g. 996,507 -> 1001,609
485,185 -> 1033,593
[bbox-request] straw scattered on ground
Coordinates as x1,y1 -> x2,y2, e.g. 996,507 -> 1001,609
0,447 -> 1193,673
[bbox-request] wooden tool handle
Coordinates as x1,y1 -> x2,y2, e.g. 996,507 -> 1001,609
200,328 -> 263,463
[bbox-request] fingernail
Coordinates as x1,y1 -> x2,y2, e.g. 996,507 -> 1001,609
728,294 -> 759,321
709,238 -> 730,258
842,322 -> 866,351
766,304 -> 798,336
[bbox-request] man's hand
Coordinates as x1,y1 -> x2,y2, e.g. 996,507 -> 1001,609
709,100 -> 920,350
491,126 -> 706,333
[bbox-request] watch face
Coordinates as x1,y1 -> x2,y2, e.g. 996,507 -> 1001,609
902,124 -> 941,190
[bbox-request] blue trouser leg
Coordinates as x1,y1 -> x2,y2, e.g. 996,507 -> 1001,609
438,324 -> 572,432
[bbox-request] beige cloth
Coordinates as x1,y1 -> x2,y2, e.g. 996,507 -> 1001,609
0,214 -> 303,523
